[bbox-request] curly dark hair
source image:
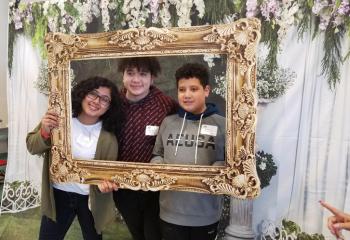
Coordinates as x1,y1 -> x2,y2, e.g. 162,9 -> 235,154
118,57 -> 161,77
71,76 -> 124,135
175,63 -> 209,87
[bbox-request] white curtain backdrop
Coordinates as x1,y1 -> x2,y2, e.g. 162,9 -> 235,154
0,34 -> 47,213
253,27 -> 350,239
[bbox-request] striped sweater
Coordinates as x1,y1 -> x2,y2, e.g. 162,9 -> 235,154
118,86 -> 177,163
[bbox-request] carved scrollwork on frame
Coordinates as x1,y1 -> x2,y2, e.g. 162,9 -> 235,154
108,27 -> 178,50
48,91 -> 64,117
45,33 -> 88,67
203,18 -> 260,74
46,33 -> 88,184
203,146 -> 259,197
111,169 -> 177,191
50,146 -> 90,183
232,84 -> 257,138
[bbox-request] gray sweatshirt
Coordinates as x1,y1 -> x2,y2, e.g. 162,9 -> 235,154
152,104 -> 225,226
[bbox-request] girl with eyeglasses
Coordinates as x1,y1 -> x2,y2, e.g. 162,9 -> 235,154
26,76 -> 124,240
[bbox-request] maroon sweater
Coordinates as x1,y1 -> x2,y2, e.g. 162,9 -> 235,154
118,86 -> 177,163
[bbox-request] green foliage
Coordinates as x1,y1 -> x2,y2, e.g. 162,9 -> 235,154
260,21 -> 279,72
282,220 -> 326,240
65,2 -> 79,18
255,151 -> 277,189
322,27 -> 343,89
32,6 -> 48,58
8,23 -> 17,75
296,0 -> 313,39
203,0 -> 235,24
109,0 -> 127,30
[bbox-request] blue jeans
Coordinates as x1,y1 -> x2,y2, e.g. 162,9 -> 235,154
39,188 -> 102,240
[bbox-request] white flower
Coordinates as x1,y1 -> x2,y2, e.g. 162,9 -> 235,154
43,1 -> 50,15
159,1 -> 172,27
203,54 -> 220,68
193,0 -> 205,18
100,0 -> 110,31
212,74 -> 226,99
259,162 -> 267,171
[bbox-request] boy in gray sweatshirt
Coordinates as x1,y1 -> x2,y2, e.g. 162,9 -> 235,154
151,63 -> 225,240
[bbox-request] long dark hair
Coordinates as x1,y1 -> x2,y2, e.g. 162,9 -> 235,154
71,76 -> 124,135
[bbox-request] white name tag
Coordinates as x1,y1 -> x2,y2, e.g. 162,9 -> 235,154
145,125 -> 159,136
200,124 -> 218,136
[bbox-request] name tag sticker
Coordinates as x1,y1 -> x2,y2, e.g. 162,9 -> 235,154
145,125 -> 159,136
200,124 -> 218,136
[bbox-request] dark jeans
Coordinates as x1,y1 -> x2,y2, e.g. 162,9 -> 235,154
39,188 -> 102,240
160,219 -> 218,240
113,189 -> 161,240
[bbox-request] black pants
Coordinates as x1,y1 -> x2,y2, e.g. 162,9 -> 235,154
160,219 -> 218,240
39,188 -> 102,240
113,189 -> 161,240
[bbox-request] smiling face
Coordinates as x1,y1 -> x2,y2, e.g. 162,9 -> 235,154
177,77 -> 210,115
79,86 -> 111,124
123,67 -> 154,102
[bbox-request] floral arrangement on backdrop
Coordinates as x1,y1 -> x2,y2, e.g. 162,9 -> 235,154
256,150 -> 277,189
257,57 -> 296,103
211,55 -> 296,104
7,0 -> 350,89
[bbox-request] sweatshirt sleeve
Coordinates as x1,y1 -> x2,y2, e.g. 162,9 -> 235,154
26,123 -> 51,155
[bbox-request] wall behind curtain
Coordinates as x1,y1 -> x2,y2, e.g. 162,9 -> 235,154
0,1 -> 9,128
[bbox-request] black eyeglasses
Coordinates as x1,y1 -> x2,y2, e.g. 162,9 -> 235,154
86,90 -> 111,108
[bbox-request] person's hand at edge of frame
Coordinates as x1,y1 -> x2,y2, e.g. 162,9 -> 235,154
320,200 -> 350,240
40,110 -> 59,139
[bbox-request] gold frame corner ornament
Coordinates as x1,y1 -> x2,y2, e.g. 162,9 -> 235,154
46,18 -> 261,199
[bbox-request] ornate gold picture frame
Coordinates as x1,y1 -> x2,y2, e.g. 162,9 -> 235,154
45,18 -> 261,199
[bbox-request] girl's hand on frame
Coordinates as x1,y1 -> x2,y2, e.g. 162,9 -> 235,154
40,110 -> 59,139
98,180 -> 118,193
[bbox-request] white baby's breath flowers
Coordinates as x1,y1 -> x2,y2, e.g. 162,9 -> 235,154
212,74 -> 226,99
100,0 -> 110,31
259,162 -> 267,171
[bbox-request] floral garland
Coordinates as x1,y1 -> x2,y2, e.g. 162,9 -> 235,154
7,0 -> 350,88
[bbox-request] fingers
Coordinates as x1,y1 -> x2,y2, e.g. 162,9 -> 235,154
98,180 -> 119,193
320,200 -> 343,217
319,200 -> 350,223
320,201 -> 350,238
327,216 -> 341,237
41,110 -> 59,134
334,222 -> 350,232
